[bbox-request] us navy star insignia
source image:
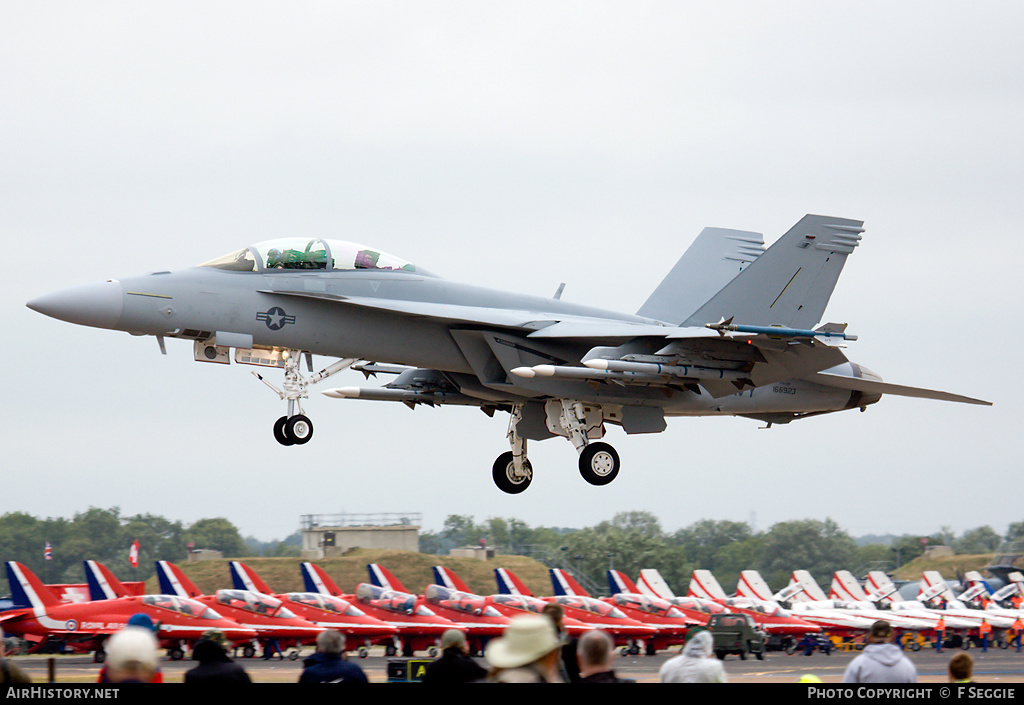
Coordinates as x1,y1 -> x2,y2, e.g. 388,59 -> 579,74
257,306 -> 296,330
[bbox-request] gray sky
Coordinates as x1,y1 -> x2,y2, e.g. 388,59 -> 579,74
4,2 -> 1021,546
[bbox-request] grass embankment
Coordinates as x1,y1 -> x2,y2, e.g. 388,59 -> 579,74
894,553 -> 1021,583
141,548 -> 553,596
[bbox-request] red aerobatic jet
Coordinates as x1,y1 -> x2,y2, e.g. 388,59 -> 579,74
228,560 -> 397,657
432,565 -> 595,639
551,568 -> 694,655
1,561 -> 257,661
494,567 -> 657,646
301,561 -> 454,656
366,563 -> 511,655
155,560 -> 324,658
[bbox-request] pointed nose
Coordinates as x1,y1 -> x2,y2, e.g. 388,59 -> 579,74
27,280 -> 124,330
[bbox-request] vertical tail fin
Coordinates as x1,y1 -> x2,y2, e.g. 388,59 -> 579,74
229,561 -> 273,594
789,570 -> 828,601
831,570 -> 870,602
494,568 -> 534,596
432,566 -> 472,593
918,571 -> 954,602
301,562 -> 344,596
367,564 -> 408,593
637,569 -> 676,600
688,570 -> 728,601
682,215 -> 864,330
549,568 -> 588,597
865,571 -> 898,603
607,570 -> 640,596
83,560 -> 128,600
5,561 -> 60,611
637,227 -> 765,324
736,570 -> 774,602
155,560 -> 203,599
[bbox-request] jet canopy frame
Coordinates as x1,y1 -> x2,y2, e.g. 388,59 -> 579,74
200,238 -> 428,275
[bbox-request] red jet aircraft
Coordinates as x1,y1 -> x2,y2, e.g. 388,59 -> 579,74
228,560 -> 397,657
301,562 -> 454,656
1,561 -> 257,661
614,569 -> 735,626
432,565 -> 595,639
494,567 -> 657,646
155,560 -> 324,658
366,563 -> 511,655
551,568 -> 694,655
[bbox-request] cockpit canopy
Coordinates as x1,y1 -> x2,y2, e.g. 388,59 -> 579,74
215,589 -> 297,619
142,594 -> 222,620
200,238 -> 433,275
554,595 -> 628,619
424,585 -> 502,618
355,583 -> 438,617
285,592 -> 367,617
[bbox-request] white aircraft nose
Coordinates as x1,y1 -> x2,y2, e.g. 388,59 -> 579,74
27,280 -> 124,330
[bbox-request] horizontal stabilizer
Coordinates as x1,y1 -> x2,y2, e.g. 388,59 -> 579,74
810,372 -> 992,406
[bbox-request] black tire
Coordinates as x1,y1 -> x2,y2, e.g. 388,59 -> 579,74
578,442 -> 619,485
286,415 -> 314,445
492,451 -> 532,494
273,416 -> 294,446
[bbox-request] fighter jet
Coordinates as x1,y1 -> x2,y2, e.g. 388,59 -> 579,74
1,561 -> 257,661
300,561 -> 455,656
26,215 -> 991,493
227,561 -> 398,657
154,560 -> 325,658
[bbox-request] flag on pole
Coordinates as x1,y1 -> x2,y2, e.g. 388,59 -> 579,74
44,542 -> 52,561
129,540 -> 140,568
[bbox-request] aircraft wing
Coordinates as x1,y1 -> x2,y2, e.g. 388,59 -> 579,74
808,372 -> 992,406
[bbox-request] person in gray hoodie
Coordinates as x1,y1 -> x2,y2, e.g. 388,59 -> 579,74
843,620 -> 918,683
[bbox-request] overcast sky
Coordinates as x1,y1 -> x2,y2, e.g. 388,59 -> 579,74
4,2 -> 1021,548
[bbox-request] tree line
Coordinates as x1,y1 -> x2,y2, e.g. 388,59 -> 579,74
2,507 -> 1021,598
419,512 -> 1024,596
0,507 -> 298,593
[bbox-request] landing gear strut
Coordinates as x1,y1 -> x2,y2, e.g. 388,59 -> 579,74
254,351 -> 355,446
490,400 -> 622,493
492,404 -> 532,493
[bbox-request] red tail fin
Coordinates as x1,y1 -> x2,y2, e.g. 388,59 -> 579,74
5,561 -> 61,609
84,560 -> 129,600
367,563 -> 409,593
550,568 -> 589,597
432,566 -> 472,593
607,570 -> 640,595
301,562 -> 345,596
155,560 -> 203,598
229,561 -> 273,594
494,567 -> 535,596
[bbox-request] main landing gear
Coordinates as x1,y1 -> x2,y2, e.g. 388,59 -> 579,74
254,350 -> 355,446
492,400 -> 621,494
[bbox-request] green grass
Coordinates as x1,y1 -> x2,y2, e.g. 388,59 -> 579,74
144,549 -> 553,596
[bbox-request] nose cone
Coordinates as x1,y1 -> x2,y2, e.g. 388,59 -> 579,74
27,280 -> 124,330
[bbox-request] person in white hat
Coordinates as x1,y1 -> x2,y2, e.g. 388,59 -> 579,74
484,615 -> 564,683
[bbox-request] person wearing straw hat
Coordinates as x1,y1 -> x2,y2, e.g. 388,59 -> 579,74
485,615 -> 564,683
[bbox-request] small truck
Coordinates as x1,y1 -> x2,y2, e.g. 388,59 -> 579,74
707,612 -> 766,660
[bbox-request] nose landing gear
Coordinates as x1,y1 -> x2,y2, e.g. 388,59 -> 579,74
254,351 -> 355,446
